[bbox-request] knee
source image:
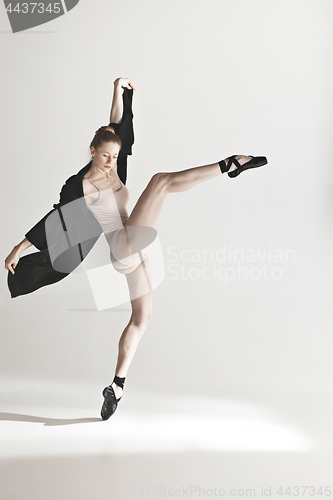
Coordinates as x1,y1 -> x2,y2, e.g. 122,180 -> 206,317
130,310 -> 152,330
150,172 -> 169,192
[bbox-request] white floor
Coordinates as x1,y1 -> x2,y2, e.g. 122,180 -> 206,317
0,381 -> 333,499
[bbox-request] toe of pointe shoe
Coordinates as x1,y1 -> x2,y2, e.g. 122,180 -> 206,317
100,385 -> 120,420
254,156 -> 268,166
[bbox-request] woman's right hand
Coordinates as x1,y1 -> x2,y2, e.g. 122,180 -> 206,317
5,246 -> 20,275
114,77 -> 136,91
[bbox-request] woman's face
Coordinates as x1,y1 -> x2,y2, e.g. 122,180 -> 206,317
91,141 -> 120,173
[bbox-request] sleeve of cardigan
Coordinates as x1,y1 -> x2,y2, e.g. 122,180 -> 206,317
25,208 -> 57,251
108,87 -> 134,185
24,176 -> 76,251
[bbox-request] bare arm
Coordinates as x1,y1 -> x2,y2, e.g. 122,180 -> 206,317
16,237 -> 33,253
5,237 -> 32,275
109,77 -> 136,124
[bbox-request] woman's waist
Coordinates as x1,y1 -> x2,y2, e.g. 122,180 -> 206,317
99,214 -> 128,231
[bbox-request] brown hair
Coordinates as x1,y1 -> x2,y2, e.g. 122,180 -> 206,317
89,125 -> 122,154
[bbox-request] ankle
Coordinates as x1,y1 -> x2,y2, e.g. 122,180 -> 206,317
111,382 -> 123,400
111,381 -> 122,391
219,155 -> 251,174
113,375 -> 126,389
218,158 -> 236,174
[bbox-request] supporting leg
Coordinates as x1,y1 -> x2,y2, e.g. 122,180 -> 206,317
111,256 -> 153,400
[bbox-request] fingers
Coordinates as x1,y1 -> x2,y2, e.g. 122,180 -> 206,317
120,77 -> 136,91
4,259 -> 16,274
5,264 -> 15,274
124,82 -> 136,90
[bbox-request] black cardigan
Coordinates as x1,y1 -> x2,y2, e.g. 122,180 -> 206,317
7,88 -> 134,298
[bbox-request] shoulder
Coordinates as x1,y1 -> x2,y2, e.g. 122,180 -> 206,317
82,177 -> 97,197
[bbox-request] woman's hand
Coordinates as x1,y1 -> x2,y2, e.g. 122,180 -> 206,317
5,246 -> 21,275
114,77 -> 136,91
110,78 -> 136,123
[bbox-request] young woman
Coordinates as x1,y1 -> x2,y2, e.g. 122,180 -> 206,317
5,77 -> 268,420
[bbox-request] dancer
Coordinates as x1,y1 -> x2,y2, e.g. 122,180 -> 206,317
5,77 -> 268,420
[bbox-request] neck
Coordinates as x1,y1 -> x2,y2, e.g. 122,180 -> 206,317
95,165 -> 110,180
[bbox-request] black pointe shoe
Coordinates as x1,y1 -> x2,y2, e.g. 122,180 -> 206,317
100,375 -> 125,421
222,155 -> 268,178
100,385 -> 121,420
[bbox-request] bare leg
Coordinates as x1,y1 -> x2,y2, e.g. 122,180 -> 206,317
111,154 -> 251,398
122,155 -> 251,230
111,256 -> 152,399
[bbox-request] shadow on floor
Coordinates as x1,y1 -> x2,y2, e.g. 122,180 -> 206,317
0,412 -> 101,426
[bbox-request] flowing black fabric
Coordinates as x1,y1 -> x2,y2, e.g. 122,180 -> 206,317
7,88 -> 135,298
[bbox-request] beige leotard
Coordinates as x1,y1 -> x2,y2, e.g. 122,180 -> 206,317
85,170 -> 145,274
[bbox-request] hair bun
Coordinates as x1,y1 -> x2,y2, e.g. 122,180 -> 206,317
95,125 -> 115,136
105,126 -> 115,134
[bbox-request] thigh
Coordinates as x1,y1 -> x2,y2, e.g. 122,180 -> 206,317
111,224 -> 156,266
116,174 -> 168,266
126,173 -> 168,229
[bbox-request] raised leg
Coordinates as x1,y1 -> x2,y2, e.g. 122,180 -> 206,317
127,156 -> 252,227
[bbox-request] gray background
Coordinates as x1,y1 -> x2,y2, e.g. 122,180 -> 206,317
1,0 -> 333,498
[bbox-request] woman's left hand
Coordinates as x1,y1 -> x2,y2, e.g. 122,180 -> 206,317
114,77 -> 136,91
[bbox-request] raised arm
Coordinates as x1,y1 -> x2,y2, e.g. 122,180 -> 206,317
108,81 -> 135,186
109,77 -> 136,124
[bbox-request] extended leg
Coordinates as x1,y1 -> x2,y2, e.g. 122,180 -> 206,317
122,156 -> 252,231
